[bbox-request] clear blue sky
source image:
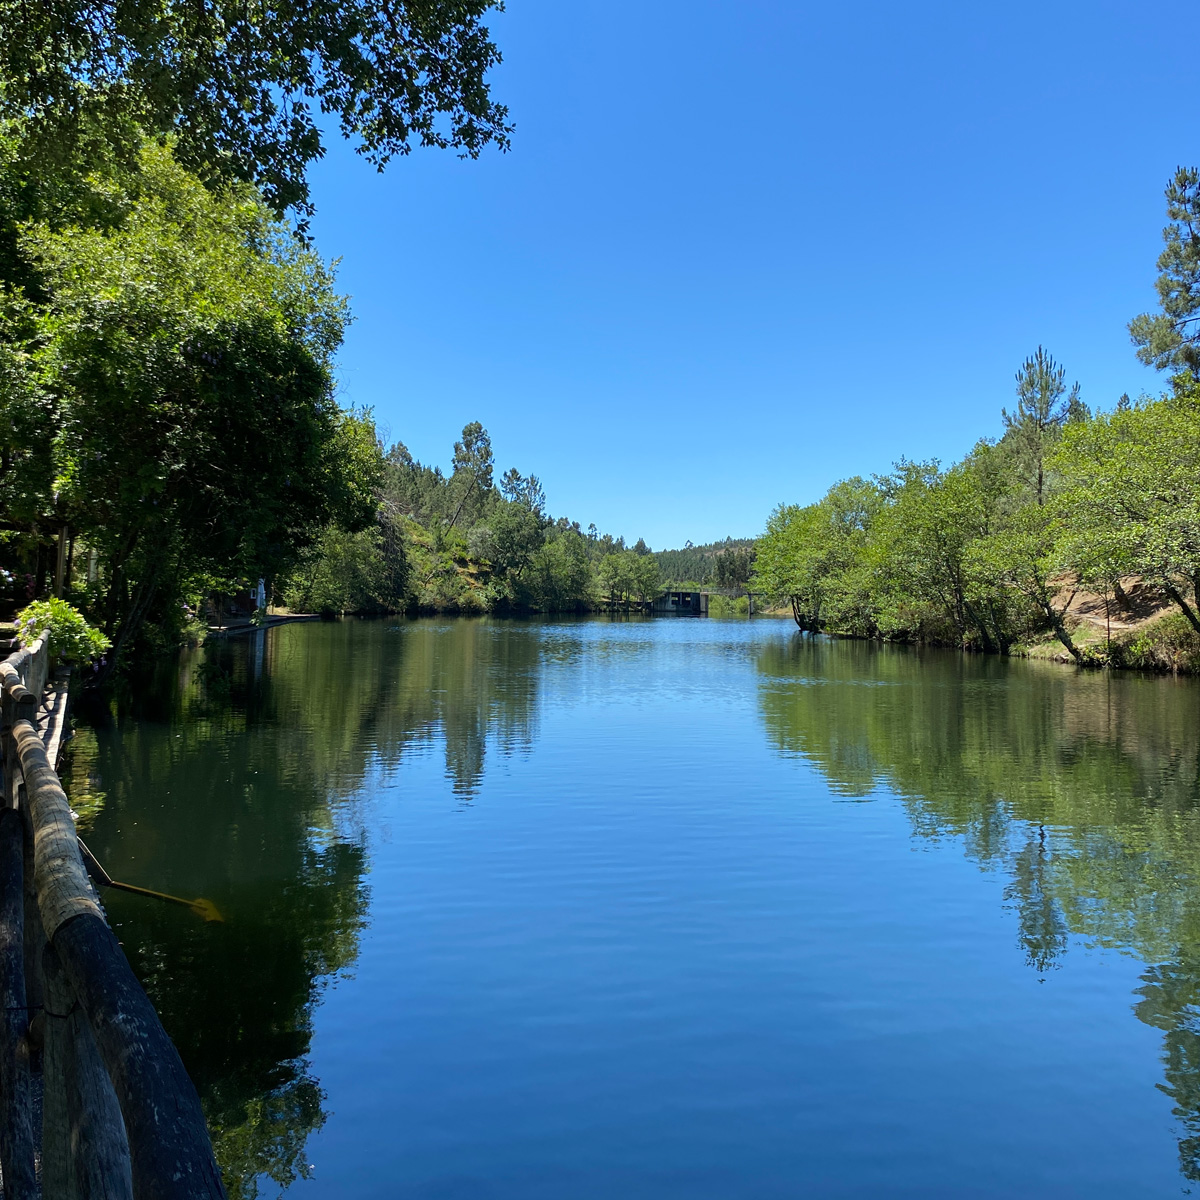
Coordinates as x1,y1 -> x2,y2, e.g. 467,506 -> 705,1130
306,0 -> 1197,550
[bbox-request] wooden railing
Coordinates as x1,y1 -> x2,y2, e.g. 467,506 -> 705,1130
0,637 -> 226,1199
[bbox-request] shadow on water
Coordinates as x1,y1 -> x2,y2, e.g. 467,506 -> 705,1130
755,633 -> 1200,1182
64,618 -> 545,1198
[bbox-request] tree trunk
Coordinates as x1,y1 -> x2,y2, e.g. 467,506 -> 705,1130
1163,579 -> 1200,636
1039,591 -> 1083,664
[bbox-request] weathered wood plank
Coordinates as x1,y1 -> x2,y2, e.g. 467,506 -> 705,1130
54,915 -> 226,1200
15,720 -> 225,1199
43,942 -> 133,1200
42,938 -> 75,1200
0,807 -> 35,1198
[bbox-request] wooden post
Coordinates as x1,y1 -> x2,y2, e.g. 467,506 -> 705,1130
1,674 -> 35,808
54,916 -> 225,1200
16,722 -> 226,1199
55,526 -> 69,598
42,939 -> 75,1200
43,943 -> 133,1200
0,677 -> 11,805
20,784 -> 45,1051
0,668 -> 44,1045
0,808 -> 35,1198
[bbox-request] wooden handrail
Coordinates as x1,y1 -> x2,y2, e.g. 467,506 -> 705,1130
0,633 -> 227,1199
0,806 -> 34,1196
14,720 -> 226,1199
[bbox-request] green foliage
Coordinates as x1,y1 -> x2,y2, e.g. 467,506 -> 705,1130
1054,390 -> 1200,635
16,596 -> 110,664
752,168 -> 1200,667
1002,346 -> 1084,505
0,0 -> 511,219
0,141 -> 381,666
315,422 -> 651,615
1130,167 -> 1200,378
707,593 -> 750,617
1121,612 -> 1200,674
525,527 -> 594,612
754,477 -> 884,635
282,516 -> 410,616
597,549 -> 659,607
714,544 -> 755,587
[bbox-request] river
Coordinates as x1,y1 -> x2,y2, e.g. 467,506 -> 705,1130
67,616 -> 1200,1197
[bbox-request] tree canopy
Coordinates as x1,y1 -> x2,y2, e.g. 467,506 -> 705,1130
1130,167 -> 1200,378
0,141 -> 380,661
0,0 -> 512,217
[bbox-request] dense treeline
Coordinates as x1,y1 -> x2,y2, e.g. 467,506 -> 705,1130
282,421 -> 664,615
754,168 -> 1200,672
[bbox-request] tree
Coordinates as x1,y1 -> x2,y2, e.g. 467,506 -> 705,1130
447,421 -> 495,528
499,468 -> 546,514
597,553 -> 627,606
597,549 -> 655,608
1054,391 -> 1200,635
981,502 -> 1083,662
874,457 -> 1013,650
11,142 -> 379,664
1130,168 -> 1200,379
630,549 -> 660,603
526,528 -> 593,611
487,498 -> 547,592
1003,347 -> 1083,506
715,546 -> 755,587
0,0 -> 512,218
282,510 -> 410,616
754,502 -> 826,630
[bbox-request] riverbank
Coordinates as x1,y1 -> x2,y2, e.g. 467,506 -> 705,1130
205,613 -> 322,638
1013,608 -> 1200,673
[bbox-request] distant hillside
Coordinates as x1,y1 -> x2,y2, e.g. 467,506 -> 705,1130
655,537 -> 756,586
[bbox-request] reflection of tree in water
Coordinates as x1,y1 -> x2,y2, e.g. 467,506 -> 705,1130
1137,957 -> 1200,1181
756,634 -> 1200,1181
1004,829 -> 1069,975
70,618 -> 544,1196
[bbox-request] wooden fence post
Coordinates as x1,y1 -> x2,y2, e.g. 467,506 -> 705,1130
19,782 -> 45,1051
43,942 -> 133,1200
16,721 -> 226,1199
1,672 -> 45,1047
42,939 -> 77,1200
0,807 -> 35,1197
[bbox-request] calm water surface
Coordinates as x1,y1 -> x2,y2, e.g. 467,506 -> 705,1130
68,618 -> 1200,1197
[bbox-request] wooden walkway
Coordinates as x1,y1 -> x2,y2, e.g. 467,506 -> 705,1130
0,635 -> 226,1198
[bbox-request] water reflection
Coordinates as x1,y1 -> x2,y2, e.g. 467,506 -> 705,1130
67,618 -> 545,1197
755,633 -> 1200,1179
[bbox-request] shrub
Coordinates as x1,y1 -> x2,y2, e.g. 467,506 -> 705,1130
1119,611 -> 1200,674
15,598 -> 111,666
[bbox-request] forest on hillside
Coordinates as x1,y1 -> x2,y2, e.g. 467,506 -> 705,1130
280,423 -> 666,616
279,426 -> 760,616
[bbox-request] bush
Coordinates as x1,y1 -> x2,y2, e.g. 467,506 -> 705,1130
1118,611 -> 1200,674
15,598 -> 111,666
